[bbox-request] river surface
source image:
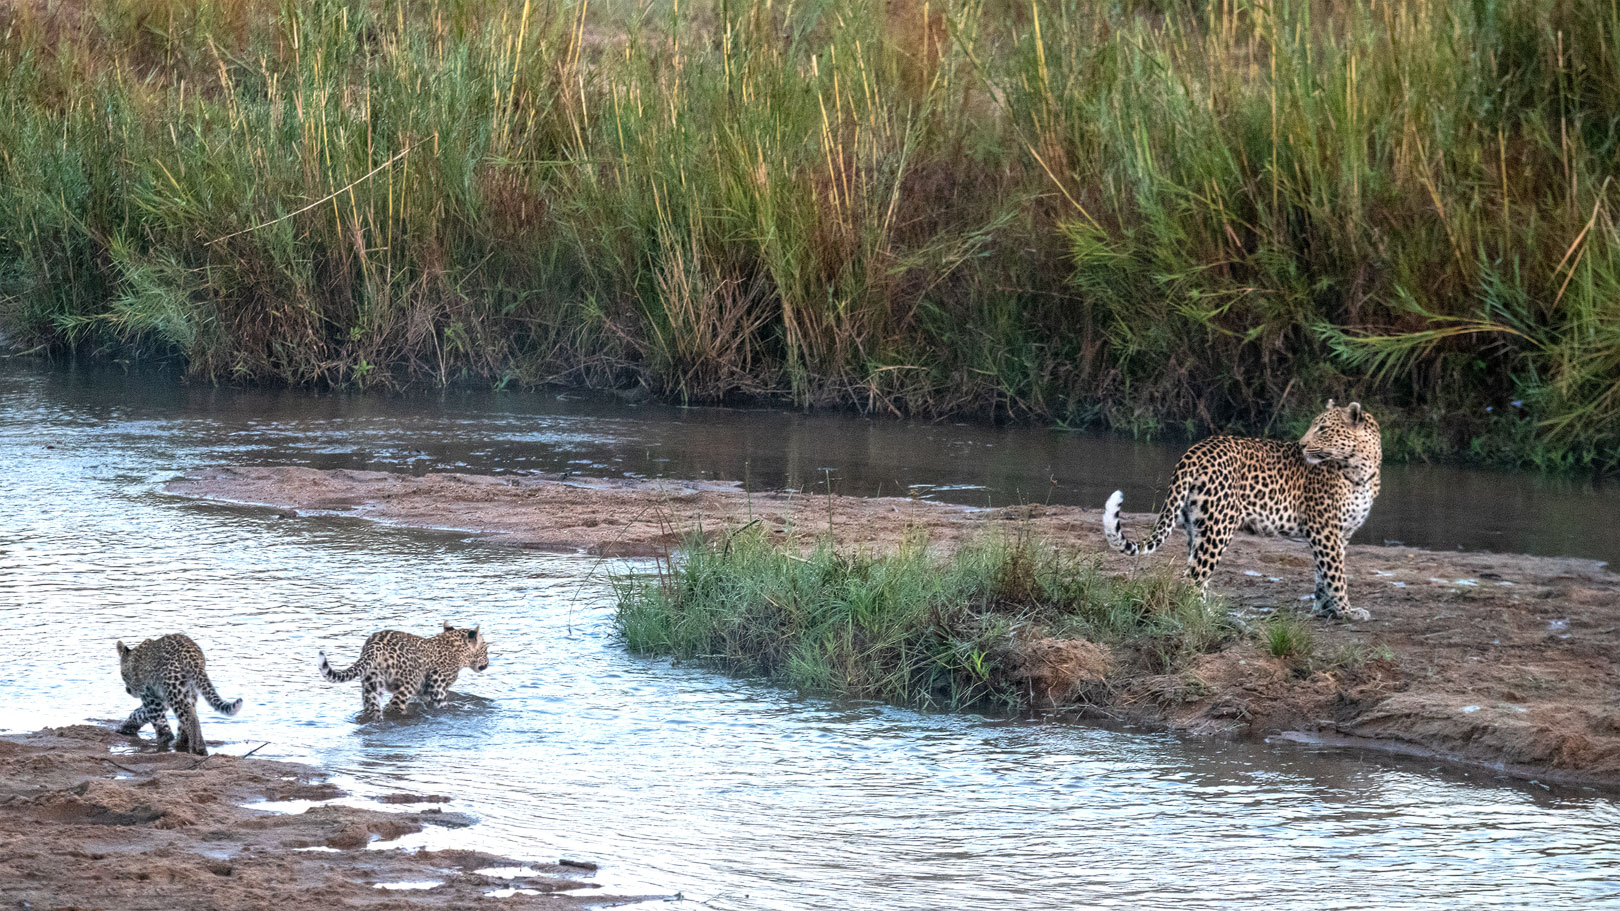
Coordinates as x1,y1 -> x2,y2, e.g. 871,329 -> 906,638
2,361 -> 1618,909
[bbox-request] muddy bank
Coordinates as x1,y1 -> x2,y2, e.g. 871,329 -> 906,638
0,725 -> 626,909
167,466 -> 1620,789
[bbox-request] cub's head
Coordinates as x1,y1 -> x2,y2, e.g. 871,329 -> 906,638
443,621 -> 490,673
116,640 -> 138,696
1298,400 -> 1381,473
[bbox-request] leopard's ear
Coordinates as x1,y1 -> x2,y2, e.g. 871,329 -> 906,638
1326,398 -> 1336,410
444,620 -> 455,632
1347,401 -> 1364,424
116,640 -> 130,658
465,624 -> 479,641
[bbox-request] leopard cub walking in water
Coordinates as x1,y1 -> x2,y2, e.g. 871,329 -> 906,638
319,622 -> 489,719
116,633 -> 242,755
1102,400 -> 1382,620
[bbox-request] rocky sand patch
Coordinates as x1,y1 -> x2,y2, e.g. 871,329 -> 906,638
0,725 -> 627,909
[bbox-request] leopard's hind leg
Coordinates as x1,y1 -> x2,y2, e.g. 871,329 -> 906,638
385,676 -> 420,715
1181,491 -> 1202,573
172,691 -> 206,756
360,673 -> 385,719
172,707 -> 191,753
1185,499 -> 1238,594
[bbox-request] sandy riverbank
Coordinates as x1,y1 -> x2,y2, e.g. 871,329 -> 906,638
0,724 -> 626,909
166,466 -> 1620,789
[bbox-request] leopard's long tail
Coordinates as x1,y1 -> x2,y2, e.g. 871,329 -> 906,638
195,669 -> 243,716
319,648 -> 368,683
1103,480 -> 1188,557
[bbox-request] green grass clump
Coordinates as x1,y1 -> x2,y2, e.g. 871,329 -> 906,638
1,0 -> 1617,471
614,527 -> 1231,712
1260,615 -> 1315,660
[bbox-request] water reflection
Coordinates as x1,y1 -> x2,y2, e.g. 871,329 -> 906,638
10,361 -> 1617,562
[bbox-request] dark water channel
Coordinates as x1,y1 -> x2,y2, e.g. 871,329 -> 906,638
2,360 -> 1617,909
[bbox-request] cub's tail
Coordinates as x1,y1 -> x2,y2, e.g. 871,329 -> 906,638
1102,486 -> 1184,557
319,648 -> 368,683
196,671 -> 243,716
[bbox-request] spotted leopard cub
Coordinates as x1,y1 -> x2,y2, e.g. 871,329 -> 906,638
1103,401 -> 1382,620
319,622 -> 489,719
116,633 -> 243,756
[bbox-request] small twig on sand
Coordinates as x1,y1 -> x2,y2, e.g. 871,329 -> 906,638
99,756 -> 145,775
190,741 -> 270,770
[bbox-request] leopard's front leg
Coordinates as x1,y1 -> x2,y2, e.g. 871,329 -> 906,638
418,670 -> 450,710
117,694 -> 162,736
1306,525 -> 1368,621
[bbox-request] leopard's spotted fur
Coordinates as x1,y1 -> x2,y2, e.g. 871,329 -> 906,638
116,633 -> 242,755
1102,401 -> 1382,620
319,622 -> 489,718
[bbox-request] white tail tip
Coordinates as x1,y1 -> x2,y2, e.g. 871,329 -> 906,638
1103,490 -> 1124,528
226,698 -> 242,716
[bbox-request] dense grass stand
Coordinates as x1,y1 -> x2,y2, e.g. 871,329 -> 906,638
2,0 -> 1616,470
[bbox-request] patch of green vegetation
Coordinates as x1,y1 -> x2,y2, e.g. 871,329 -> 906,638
2,0 -> 1616,472
614,527 -> 1233,712
1317,641 -> 1394,672
1260,615 -> 1315,660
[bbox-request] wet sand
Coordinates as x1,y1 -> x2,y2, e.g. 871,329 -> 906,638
0,725 -> 627,909
166,466 -> 1620,789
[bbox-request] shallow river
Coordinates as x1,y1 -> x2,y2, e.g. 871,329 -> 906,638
3,362 -> 1618,909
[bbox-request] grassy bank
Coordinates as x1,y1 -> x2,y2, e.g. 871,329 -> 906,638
615,528 -> 1232,711
2,0 -> 1617,471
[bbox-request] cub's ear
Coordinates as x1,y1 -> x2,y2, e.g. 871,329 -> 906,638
465,624 -> 480,641
1348,402 -> 1364,424
1326,398 -> 1336,409
444,620 -> 455,631
116,641 -> 130,658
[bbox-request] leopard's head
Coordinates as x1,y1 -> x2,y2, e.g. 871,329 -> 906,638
116,640 -> 136,695
444,621 -> 489,673
1298,400 -> 1381,478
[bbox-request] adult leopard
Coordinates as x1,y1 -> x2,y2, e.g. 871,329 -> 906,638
1102,401 -> 1381,620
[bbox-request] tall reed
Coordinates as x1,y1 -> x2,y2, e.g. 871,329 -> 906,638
1,0 -> 1615,470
